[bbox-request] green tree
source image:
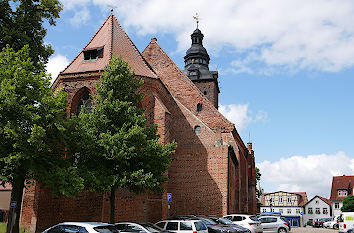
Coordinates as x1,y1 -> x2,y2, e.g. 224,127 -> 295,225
77,56 -> 176,223
0,46 -> 83,233
341,195 -> 354,212
0,0 -> 63,68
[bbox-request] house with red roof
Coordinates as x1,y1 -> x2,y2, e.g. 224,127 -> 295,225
330,175 -> 354,216
303,195 -> 332,225
20,12 -> 257,232
260,191 -> 308,226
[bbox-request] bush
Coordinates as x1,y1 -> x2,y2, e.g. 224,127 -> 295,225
307,220 -> 313,226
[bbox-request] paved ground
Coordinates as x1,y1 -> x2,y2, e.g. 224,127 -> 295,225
291,227 -> 338,232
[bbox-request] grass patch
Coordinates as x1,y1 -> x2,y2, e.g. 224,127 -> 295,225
0,222 -> 27,233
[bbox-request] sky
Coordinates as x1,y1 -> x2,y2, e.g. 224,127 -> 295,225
43,0 -> 354,200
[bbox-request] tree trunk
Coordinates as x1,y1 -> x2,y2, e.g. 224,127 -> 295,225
6,175 -> 25,233
109,188 -> 115,224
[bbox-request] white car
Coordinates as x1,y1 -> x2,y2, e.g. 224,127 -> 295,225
257,216 -> 289,233
115,222 -> 165,233
42,222 -> 119,233
323,216 -> 339,229
155,219 -> 208,233
223,214 -> 263,233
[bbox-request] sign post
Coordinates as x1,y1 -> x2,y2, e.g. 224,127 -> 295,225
167,193 -> 172,218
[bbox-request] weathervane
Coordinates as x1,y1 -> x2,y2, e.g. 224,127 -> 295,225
193,13 -> 200,29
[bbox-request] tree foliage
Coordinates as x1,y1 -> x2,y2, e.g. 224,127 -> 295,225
0,0 -> 63,67
0,45 -> 83,233
341,195 -> 354,212
76,56 -> 176,222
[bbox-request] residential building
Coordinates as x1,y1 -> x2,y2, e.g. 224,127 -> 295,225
0,183 -> 11,222
261,191 -> 308,227
330,175 -> 354,216
20,12 -> 257,232
303,195 -> 332,224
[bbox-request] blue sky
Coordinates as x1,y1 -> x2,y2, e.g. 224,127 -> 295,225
44,0 -> 354,199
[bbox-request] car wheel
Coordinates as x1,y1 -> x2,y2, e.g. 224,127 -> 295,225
278,228 -> 287,233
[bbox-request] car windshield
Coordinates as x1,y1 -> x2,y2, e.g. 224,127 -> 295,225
217,218 -> 233,225
249,216 -> 259,222
94,226 -> 120,233
200,218 -> 218,225
140,223 -> 162,233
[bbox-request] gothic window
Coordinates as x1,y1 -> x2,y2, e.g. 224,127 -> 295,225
197,103 -> 202,112
194,125 -> 201,135
76,90 -> 93,116
203,91 -> 207,95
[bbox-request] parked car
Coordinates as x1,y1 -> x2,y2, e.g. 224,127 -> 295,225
156,219 -> 208,233
313,218 -> 332,228
339,212 -> 354,233
115,222 -> 168,233
208,217 -> 251,232
223,214 -> 263,233
256,213 -> 290,231
42,222 -> 119,233
323,216 -> 339,229
195,216 -> 251,233
257,216 -> 289,233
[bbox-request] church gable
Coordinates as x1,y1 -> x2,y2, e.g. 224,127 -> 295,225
58,14 -> 156,78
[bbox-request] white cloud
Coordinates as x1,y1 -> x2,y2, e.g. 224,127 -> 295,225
69,7 -> 90,26
219,104 -> 268,132
46,54 -> 70,82
77,0 -> 354,73
219,104 -> 252,132
257,152 -> 354,199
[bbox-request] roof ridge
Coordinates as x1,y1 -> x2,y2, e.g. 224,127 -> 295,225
142,40 -> 234,131
111,15 -> 156,77
61,14 -> 112,74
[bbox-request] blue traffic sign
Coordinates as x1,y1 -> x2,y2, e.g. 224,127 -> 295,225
167,193 -> 172,203
10,201 -> 17,208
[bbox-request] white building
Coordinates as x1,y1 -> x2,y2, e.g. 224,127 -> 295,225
330,175 -> 354,216
260,191 -> 308,227
303,195 -> 332,224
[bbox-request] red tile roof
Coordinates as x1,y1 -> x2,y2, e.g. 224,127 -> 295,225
60,14 -> 156,78
142,38 -> 235,132
330,175 -> 354,201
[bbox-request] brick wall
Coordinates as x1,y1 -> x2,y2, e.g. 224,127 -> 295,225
192,80 -> 219,109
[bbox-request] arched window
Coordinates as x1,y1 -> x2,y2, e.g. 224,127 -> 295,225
194,125 -> 201,135
76,90 -> 93,116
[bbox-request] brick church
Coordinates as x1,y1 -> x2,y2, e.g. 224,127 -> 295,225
20,13 -> 257,232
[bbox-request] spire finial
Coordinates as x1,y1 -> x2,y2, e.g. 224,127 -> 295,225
110,8 -> 114,14
193,13 -> 200,29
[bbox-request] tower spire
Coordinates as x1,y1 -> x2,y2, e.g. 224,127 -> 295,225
193,13 -> 199,29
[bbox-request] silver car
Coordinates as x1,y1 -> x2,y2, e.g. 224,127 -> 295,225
258,216 -> 289,233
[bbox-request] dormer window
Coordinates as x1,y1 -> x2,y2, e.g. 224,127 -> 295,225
338,190 -> 347,197
83,46 -> 104,60
197,103 -> 202,112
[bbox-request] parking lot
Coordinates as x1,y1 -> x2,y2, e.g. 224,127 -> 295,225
291,227 -> 338,233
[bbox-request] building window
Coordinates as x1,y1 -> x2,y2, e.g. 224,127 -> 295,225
197,103 -> 202,112
279,196 -> 283,203
287,196 -> 291,203
194,125 -> 201,135
270,197 -> 274,203
323,208 -> 328,214
262,208 -> 266,213
296,209 -> 300,214
271,208 -> 274,212
279,209 -> 283,213
203,91 -> 207,95
315,200 -> 319,204
76,90 -> 93,116
335,202 -> 340,209
83,46 -> 104,60
338,190 -> 347,197
315,208 -> 320,214
308,208 -> 313,214
287,209 -> 291,214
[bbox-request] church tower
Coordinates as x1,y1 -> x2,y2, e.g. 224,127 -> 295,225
184,27 -> 220,109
